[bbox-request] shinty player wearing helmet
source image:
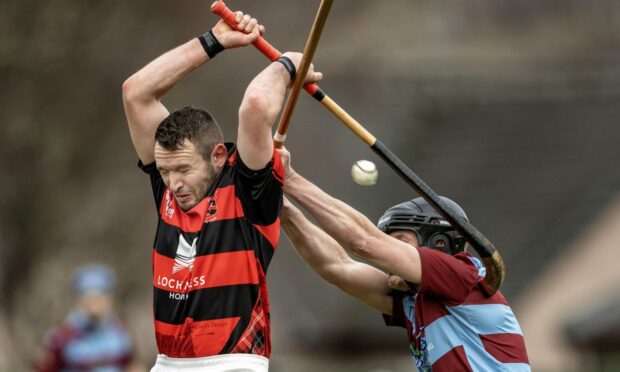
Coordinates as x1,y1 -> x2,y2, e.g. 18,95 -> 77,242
278,147 -> 530,371
377,197 -> 469,257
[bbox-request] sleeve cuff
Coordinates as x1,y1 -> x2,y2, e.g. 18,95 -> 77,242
236,153 -> 274,179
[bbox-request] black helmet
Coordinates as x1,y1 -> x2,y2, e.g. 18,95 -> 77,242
377,196 -> 468,255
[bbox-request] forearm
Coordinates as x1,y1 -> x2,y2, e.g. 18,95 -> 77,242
122,39 -> 208,163
123,39 -> 208,103
285,172 -> 382,258
281,200 -> 393,314
281,200 -> 351,279
285,172 -> 422,284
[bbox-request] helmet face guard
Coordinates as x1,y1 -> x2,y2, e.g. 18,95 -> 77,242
377,197 -> 468,255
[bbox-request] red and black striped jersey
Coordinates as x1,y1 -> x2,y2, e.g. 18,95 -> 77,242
139,143 -> 284,358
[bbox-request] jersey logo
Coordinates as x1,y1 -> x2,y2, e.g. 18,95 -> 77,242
173,235 -> 198,273
204,194 -> 218,223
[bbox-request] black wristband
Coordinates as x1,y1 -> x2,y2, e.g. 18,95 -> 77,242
198,30 -> 224,59
276,56 -> 296,83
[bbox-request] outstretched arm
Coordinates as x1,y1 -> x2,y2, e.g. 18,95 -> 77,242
237,53 -> 322,170
278,148 -> 423,285
281,197 -> 393,315
122,12 -> 264,164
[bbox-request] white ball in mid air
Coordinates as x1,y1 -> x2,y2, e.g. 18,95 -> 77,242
351,160 -> 378,186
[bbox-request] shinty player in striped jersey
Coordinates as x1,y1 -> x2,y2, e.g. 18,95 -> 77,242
122,7 -> 321,372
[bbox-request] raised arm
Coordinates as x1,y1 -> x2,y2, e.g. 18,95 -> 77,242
278,148 -> 423,285
281,197 -> 393,315
122,12 -> 264,164
237,53 -> 322,170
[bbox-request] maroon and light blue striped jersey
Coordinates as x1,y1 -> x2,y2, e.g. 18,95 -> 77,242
140,143 -> 284,358
35,311 -> 134,372
384,248 -> 530,371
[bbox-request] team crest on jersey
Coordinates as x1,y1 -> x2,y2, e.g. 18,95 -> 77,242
172,235 -> 198,273
204,194 -> 218,223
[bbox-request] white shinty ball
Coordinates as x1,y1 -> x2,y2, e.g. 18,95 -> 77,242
351,160 -> 378,186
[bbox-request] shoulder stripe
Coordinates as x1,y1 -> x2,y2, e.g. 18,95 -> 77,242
271,149 -> 285,182
228,150 -> 237,166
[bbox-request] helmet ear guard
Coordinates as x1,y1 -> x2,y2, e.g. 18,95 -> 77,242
427,232 -> 451,254
423,230 -> 466,255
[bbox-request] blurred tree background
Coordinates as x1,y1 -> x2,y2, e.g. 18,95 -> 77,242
2,0 -> 620,371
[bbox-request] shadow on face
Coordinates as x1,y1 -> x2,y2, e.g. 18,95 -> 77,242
388,230 -> 419,247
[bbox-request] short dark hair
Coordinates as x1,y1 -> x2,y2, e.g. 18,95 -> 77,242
155,106 -> 224,160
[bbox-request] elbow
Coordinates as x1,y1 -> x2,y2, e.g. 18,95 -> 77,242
122,74 -> 150,104
122,75 -> 138,103
239,90 -> 278,123
348,235 -> 378,261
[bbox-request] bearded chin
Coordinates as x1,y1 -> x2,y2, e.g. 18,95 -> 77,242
199,161 -> 219,200
210,161 -> 220,185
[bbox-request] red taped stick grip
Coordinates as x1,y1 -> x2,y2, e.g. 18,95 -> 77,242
210,1 -> 280,60
304,83 -> 319,96
210,1 -> 322,99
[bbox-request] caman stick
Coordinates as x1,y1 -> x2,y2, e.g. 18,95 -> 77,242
273,0 -> 333,148
211,1 -> 505,296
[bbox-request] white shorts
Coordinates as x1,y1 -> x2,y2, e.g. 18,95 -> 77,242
150,353 -> 269,372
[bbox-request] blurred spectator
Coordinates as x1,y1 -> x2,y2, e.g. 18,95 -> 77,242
35,264 -> 144,372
